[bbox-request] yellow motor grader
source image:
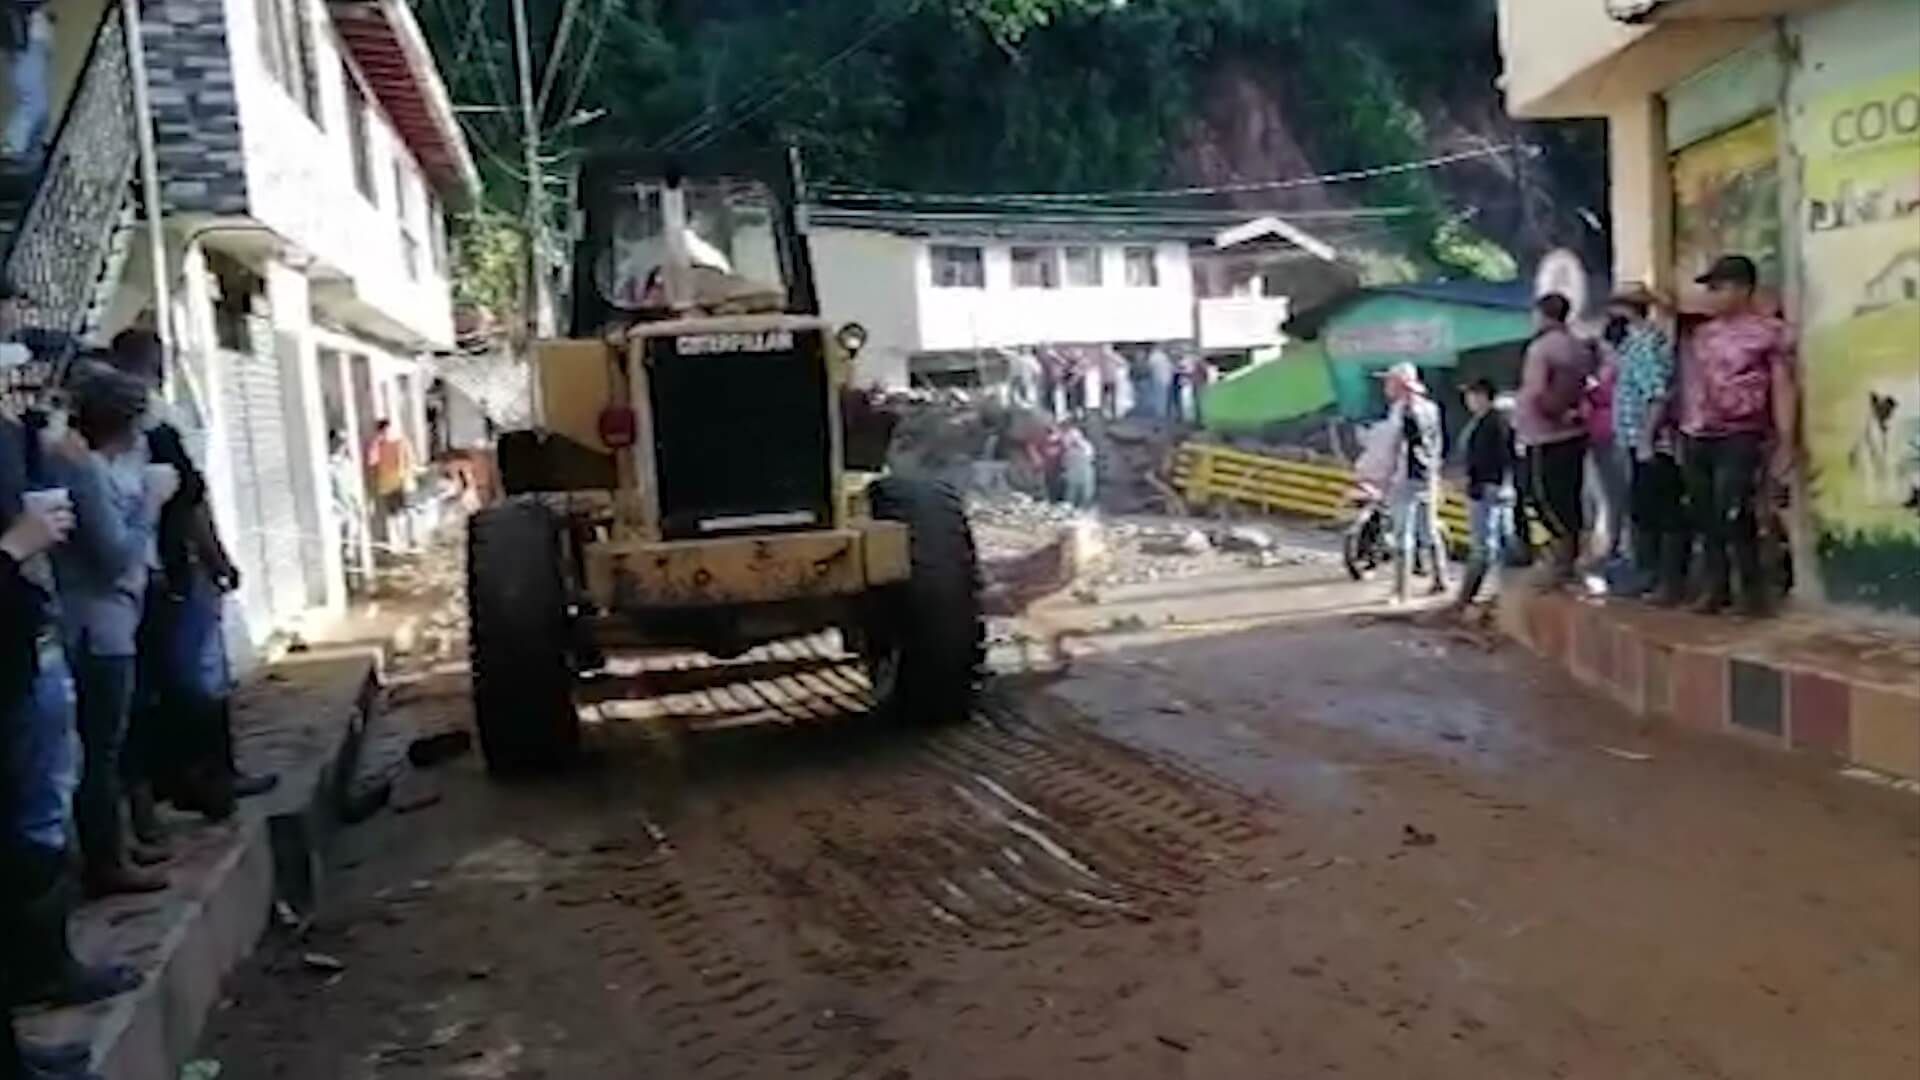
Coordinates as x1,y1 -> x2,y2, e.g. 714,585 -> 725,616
467,150 -> 983,776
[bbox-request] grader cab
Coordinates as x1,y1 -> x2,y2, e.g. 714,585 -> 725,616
466,150 -> 983,776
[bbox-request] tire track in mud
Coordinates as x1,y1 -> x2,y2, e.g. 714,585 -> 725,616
549,821 -> 862,1079
543,675 -> 1279,1077
750,687 -> 1266,940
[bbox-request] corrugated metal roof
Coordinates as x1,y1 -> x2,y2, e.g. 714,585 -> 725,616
802,202 -> 1400,252
1284,280 -> 1536,339
1373,281 -> 1537,311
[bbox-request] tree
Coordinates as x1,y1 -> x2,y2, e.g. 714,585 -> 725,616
416,0 -> 1599,281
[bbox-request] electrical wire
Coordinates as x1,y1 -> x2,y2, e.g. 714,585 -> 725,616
533,0 -> 585,119
552,0 -> 615,133
817,144 -> 1537,204
655,0 -> 924,155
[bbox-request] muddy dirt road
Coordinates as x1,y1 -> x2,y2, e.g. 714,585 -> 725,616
201,612 -> 1919,1080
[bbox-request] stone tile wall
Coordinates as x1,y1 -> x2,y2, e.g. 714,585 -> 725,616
139,0 -> 248,215
1504,589 -> 1920,781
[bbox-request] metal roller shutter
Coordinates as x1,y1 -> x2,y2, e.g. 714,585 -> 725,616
221,334 -> 307,640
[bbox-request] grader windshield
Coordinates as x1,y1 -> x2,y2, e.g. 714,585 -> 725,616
594,179 -> 784,307
573,152 -> 820,335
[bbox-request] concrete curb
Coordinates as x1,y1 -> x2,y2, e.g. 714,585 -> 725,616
17,653 -> 380,1080
1500,587 -> 1920,781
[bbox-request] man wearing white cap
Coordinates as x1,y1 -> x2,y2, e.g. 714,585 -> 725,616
1377,361 -> 1449,603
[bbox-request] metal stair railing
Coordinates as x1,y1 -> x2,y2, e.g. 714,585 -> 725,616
2,2 -> 139,354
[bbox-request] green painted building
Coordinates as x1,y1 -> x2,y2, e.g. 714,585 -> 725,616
1199,340 -> 1338,433
1292,282 -> 1538,420
1202,282 -> 1538,436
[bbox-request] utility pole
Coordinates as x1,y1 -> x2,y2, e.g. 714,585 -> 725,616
510,0 -> 550,344
121,0 -> 171,353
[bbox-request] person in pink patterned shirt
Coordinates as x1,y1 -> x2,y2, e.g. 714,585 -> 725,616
1680,255 -> 1798,617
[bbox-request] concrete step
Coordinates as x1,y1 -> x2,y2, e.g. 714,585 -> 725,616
15,651 -> 381,1080
1500,586 -> 1920,784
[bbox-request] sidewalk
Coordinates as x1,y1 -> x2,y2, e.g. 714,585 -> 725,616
15,653 -> 380,1080
1501,585 -> 1920,782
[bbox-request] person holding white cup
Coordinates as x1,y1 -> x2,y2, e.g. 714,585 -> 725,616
5,405 -> 146,1049
45,362 -> 174,897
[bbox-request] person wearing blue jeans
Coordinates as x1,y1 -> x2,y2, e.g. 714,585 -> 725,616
47,363 -> 175,897
4,414 -> 135,1077
110,329 -> 269,836
1377,362 -> 1450,603
1,0 -> 53,170
1452,379 -> 1516,607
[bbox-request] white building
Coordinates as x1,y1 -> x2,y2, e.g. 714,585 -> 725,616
5,0 -> 475,660
804,205 -> 1353,387
805,207 -> 1200,388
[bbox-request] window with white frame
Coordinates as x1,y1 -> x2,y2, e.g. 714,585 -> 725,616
1063,245 -> 1103,287
1124,246 -> 1159,288
394,160 -> 420,280
345,67 -> 374,201
1010,246 -> 1059,289
930,244 -> 984,288
427,191 -> 449,275
255,0 -> 318,120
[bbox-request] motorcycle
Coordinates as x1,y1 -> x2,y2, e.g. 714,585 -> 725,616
1343,418 -> 1404,582
1342,480 -> 1432,582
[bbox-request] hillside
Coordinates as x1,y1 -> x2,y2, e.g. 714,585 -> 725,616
422,0 -> 1607,283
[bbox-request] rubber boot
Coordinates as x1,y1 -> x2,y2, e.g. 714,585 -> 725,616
1732,527 -> 1770,618
1454,557 -> 1490,608
1619,528 -> 1660,598
126,783 -> 170,863
1653,533 -> 1691,607
6,853 -> 142,1009
216,699 -> 275,801
18,1037 -> 97,1080
170,697 -> 237,821
1426,534 -> 1450,597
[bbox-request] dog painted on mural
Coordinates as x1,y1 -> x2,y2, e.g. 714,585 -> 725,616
1850,392 -> 1902,505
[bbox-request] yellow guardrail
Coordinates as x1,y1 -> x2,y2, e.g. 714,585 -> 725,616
1172,442 -> 1470,544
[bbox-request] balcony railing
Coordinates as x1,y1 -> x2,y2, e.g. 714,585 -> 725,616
1,2 -> 139,358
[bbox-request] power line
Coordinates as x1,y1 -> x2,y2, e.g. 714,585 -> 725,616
645,6 -> 917,155
533,0 -> 585,119
553,0 -> 615,132
677,7 -> 916,153
818,144 -> 1539,204
655,0 -> 923,155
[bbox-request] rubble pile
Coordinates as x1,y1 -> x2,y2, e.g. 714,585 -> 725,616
880,392 -> 1340,595
1091,419 -> 1187,515
967,493 -> 1334,591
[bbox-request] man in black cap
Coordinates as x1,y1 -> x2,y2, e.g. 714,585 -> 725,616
1679,254 -> 1797,616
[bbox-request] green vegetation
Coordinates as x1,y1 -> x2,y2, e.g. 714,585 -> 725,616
418,0 -> 1597,286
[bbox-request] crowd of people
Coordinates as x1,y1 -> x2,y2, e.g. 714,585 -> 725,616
1005,342 -> 1214,426
3,328 -> 277,1079
1367,252 -> 1797,618
987,343 -> 1221,513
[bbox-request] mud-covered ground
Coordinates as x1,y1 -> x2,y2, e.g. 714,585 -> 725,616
198,537 -> 1920,1080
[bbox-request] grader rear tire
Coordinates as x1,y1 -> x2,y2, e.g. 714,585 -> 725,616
467,498 -> 580,776
865,477 -> 985,725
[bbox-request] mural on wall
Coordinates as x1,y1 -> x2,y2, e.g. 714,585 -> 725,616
1799,68 -> 1920,613
1671,114 -> 1784,314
